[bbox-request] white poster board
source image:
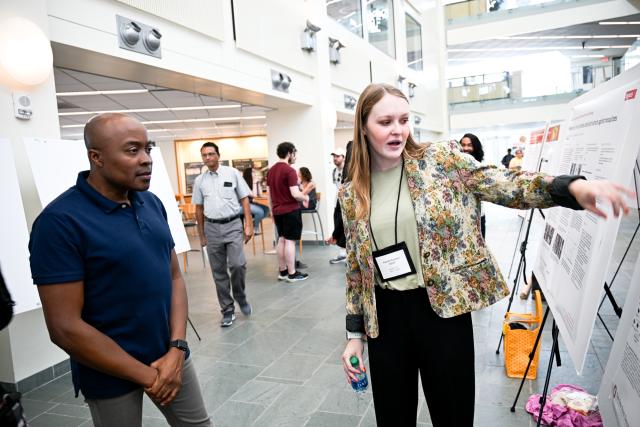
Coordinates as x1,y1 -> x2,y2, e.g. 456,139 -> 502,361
0,140 -> 41,313
521,131 -> 545,172
147,150 -> 191,254
23,138 -> 190,254
598,251 -> 640,427
533,65 -> 640,373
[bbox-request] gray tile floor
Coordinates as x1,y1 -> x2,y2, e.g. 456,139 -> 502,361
20,203 -> 639,426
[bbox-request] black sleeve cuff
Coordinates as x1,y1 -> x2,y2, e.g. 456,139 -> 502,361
346,314 -> 365,333
549,175 -> 586,210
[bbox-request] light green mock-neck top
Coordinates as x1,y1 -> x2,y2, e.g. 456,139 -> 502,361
370,164 -> 424,290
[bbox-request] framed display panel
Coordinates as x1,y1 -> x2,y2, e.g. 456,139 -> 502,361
231,158 -> 267,172
232,158 -> 269,195
231,158 -> 253,174
184,162 -> 207,195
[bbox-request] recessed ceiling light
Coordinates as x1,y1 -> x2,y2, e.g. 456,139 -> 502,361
58,104 -> 241,116
60,116 -> 266,128
141,116 -> 266,125
56,89 -> 149,96
448,57 -> 507,62
599,21 -> 640,25
146,126 -> 220,133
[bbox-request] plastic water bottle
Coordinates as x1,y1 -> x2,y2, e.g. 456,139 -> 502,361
350,356 -> 368,393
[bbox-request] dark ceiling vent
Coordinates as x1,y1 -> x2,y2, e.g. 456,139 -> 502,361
216,121 -> 241,127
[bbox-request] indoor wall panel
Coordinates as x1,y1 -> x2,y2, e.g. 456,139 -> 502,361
114,0 -> 225,41
233,0 -> 316,77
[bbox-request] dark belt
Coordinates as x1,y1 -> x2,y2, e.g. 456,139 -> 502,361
204,215 -> 241,224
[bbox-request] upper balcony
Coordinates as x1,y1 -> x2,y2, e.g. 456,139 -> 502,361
446,0 -> 640,45
447,57 -> 620,127
445,1 -> 640,129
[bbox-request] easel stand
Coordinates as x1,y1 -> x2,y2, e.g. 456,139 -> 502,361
496,206 -> 539,354
597,281 -> 625,340
533,319 -> 562,427
497,152 -> 549,354
508,305 -> 561,426
188,317 -> 202,341
595,163 -> 640,339
510,281 -> 623,424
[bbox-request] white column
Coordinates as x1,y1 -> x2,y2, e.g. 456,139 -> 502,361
265,103 -> 337,241
0,0 -> 68,386
265,0 -> 337,242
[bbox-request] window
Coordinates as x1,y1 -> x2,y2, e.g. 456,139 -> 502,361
326,0 -> 363,37
366,0 -> 395,57
405,13 -> 422,71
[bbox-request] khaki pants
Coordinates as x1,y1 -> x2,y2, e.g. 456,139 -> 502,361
86,357 -> 210,427
204,218 -> 248,314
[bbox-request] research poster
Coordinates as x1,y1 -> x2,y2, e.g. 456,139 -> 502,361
0,140 -> 41,313
521,131 -> 544,173
23,138 -> 190,254
598,252 -> 640,427
523,124 -> 561,174
533,65 -> 640,373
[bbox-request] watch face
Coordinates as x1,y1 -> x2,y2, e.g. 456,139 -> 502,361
171,339 -> 188,351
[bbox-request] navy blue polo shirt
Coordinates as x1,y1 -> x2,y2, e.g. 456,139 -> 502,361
29,171 -> 175,399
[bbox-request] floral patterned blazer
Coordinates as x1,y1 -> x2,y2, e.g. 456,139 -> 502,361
339,142 -> 564,339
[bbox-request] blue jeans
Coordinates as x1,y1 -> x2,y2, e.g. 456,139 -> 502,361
250,203 -> 269,231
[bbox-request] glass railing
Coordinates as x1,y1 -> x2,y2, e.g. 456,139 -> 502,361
448,91 -> 583,112
449,60 -> 621,107
448,72 -> 511,103
486,0 -> 559,13
445,0 -> 582,23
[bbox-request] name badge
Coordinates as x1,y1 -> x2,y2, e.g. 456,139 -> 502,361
371,241 -> 417,282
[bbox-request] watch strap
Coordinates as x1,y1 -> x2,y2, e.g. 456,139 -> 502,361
169,339 -> 188,351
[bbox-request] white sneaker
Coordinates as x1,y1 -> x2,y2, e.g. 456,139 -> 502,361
329,254 -> 347,264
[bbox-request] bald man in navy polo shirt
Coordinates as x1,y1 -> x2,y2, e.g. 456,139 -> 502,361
29,113 -> 210,426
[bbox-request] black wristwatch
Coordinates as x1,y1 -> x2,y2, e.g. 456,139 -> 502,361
169,339 -> 189,352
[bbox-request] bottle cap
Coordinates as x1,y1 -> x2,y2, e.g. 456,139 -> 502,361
349,356 -> 359,367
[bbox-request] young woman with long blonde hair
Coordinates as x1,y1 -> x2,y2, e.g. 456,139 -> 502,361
339,83 -> 632,426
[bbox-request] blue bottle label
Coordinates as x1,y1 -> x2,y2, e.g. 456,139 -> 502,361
351,373 -> 368,392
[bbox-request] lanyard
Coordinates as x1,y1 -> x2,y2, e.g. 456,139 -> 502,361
369,161 -> 404,252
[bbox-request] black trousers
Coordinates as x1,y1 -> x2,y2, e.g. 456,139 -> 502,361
368,286 -> 475,427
